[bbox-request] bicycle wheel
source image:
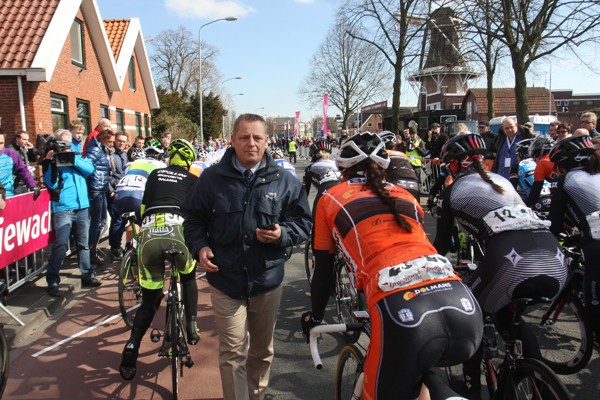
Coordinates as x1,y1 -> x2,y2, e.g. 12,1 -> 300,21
118,250 -> 142,328
335,344 -> 364,400
169,296 -> 180,400
304,240 -> 314,288
506,358 -> 572,400
0,327 -> 9,399
335,264 -> 365,343
521,291 -> 592,375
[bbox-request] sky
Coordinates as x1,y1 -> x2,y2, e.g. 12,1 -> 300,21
97,0 -> 599,121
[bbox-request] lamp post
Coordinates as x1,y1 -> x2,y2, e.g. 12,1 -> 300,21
221,77 -> 242,139
222,76 -> 242,85
198,17 -> 237,146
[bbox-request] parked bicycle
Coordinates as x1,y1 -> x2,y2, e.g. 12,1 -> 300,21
447,297 -> 572,400
148,244 -> 194,400
520,245 -> 593,375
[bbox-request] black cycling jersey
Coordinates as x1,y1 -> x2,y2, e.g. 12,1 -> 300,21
141,165 -> 198,219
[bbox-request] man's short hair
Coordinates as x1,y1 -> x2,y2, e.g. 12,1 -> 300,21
68,120 -> 84,130
581,111 -> 597,124
430,123 -> 441,128
478,120 -> 489,127
232,113 -> 266,135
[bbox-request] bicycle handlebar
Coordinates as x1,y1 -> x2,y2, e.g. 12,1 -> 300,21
308,323 -> 363,369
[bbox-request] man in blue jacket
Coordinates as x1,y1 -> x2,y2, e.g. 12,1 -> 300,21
42,129 -> 97,297
183,113 -> 312,400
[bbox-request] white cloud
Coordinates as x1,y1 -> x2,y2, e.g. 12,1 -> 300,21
164,0 -> 255,19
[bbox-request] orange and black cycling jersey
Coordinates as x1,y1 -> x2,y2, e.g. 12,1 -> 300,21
533,155 -> 558,182
313,177 -> 459,308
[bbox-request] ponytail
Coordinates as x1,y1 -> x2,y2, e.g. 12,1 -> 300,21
584,152 -> 600,175
473,157 -> 504,194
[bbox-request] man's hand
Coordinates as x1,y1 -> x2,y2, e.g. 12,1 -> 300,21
300,311 -> 322,343
256,224 -> 281,245
198,246 -> 219,272
32,187 -> 41,201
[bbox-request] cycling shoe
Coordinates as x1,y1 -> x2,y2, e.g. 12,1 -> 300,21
119,341 -> 139,380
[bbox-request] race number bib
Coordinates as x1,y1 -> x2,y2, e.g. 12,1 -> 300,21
586,211 -> 600,240
378,255 -> 455,292
117,174 -> 146,189
483,205 -> 550,234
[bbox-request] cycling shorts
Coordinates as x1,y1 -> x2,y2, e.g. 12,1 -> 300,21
138,222 -> 195,290
468,229 -> 567,314
113,189 -> 143,223
364,280 -> 483,400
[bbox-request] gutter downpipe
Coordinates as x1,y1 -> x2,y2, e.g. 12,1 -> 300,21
17,76 -> 26,130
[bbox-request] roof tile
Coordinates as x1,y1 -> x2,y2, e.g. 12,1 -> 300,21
104,19 -> 130,60
0,0 -> 61,69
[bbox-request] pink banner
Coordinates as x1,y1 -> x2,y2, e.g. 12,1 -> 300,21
294,111 -> 300,136
323,94 -> 328,135
0,189 -> 52,268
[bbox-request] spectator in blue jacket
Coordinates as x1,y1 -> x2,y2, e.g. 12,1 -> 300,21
85,129 -> 115,265
42,129 -> 97,296
0,132 -> 38,198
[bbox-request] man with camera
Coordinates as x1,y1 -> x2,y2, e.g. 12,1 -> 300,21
399,126 -> 427,191
42,129 -> 96,297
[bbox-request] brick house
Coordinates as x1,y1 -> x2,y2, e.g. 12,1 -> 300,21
462,87 -> 556,123
0,0 -> 159,146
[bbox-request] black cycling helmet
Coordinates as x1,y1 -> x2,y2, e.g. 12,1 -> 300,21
515,138 -> 535,159
336,131 -> 390,170
310,140 -> 333,158
549,135 -> 595,170
440,133 -> 487,165
168,138 -> 197,167
377,130 -> 397,145
529,135 -> 553,159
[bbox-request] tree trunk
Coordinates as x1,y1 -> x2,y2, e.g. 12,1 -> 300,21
486,72 -> 495,120
512,56 -> 529,124
391,62 -> 402,134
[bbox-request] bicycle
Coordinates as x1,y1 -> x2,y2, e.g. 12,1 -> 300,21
148,244 -> 194,400
309,321 -> 470,400
118,212 -> 142,328
304,238 -> 367,343
448,297 -> 572,400
520,246 -> 593,375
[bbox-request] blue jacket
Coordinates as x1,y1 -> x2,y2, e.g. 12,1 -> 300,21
43,155 -> 95,212
0,147 -> 37,197
183,148 -> 312,298
85,144 -> 112,192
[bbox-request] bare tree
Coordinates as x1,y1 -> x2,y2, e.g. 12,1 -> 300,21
341,0 -> 440,133
150,25 -> 221,97
456,0 -> 600,123
299,19 -> 390,131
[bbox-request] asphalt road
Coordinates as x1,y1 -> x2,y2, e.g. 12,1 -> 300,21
5,157 -> 599,399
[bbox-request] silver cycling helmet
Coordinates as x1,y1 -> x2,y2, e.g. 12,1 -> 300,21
336,132 -> 390,170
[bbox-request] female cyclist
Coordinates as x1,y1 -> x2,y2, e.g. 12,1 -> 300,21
548,135 -> 600,345
302,132 -> 483,400
432,133 -> 567,398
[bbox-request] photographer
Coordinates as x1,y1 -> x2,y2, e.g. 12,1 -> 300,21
399,126 -> 427,191
42,129 -> 96,297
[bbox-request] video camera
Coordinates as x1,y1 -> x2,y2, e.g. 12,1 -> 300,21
44,137 -> 78,167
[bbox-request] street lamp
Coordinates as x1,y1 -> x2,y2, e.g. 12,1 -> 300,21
222,76 -> 242,85
198,17 -> 237,146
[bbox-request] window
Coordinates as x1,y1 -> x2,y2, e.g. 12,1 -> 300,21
556,100 -> 562,106
70,19 -> 85,66
128,57 -> 137,91
100,104 -> 110,120
51,93 -> 68,131
144,114 -> 149,137
135,112 -> 142,135
116,109 -> 124,131
76,99 -> 91,136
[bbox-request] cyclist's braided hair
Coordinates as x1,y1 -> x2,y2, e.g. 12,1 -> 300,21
472,157 -> 504,194
343,160 -> 413,232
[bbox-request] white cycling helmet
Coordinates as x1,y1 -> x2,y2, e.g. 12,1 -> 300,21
336,132 -> 390,170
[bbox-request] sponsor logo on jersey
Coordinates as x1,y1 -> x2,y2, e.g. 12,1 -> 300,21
402,282 -> 453,300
